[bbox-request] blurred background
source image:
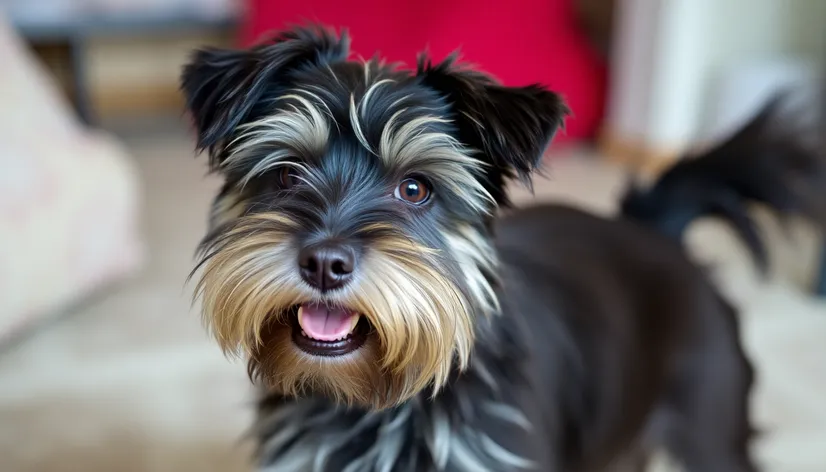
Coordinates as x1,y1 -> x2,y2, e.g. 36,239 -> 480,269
0,0 -> 824,471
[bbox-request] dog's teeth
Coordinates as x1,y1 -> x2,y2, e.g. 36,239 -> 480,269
301,330 -> 308,337
349,314 -> 361,334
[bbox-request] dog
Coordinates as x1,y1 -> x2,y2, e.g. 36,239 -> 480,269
181,25 -> 758,471
621,93 -> 826,295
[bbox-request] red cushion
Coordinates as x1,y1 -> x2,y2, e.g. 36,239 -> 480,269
241,0 -> 606,143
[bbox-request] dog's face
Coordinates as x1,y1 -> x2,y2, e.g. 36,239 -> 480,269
182,26 -> 567,409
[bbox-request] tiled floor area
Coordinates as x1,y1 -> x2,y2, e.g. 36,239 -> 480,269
0,122 -> 824,471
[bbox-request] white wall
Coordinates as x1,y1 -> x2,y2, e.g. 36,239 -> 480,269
607,0 -> 826,155
606,0 -> 662,142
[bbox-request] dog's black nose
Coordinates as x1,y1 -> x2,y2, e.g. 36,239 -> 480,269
298,242 -> 356,292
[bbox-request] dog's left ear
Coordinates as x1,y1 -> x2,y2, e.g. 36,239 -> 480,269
417,56 -> 569,182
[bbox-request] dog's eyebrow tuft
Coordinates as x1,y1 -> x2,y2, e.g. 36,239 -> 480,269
224,92 -> 332,183
377,111 -> 494,212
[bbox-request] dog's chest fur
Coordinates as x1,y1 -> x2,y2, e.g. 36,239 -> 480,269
253,311 -> 560,472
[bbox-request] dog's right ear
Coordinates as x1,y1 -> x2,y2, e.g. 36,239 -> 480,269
416,55 -> 569,185
180,25 -> 350,164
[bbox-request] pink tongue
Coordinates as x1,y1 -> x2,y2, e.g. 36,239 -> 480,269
298,303 -> 358,341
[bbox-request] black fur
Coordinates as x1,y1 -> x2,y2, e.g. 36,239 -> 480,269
621,94 -> 826,292
244,206 -> 759,472
416,55 -> 570,204
181,25 -> 350,166
183,25 -> 758,471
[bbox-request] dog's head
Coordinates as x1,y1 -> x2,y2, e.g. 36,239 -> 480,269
183,25 -> 567,409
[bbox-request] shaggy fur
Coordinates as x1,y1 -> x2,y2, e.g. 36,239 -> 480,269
182,25 -> 757,471
621,93 -> 826,295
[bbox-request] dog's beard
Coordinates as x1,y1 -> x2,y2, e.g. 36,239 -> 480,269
193,213 -> 476,409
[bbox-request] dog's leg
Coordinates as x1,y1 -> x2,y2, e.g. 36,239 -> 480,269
657,303 -> 759,472
814,240 -> 826,297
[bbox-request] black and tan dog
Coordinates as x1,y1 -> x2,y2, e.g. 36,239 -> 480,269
182,25 -> 757,471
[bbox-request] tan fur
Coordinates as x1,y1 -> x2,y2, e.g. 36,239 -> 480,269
225,94 -> 330,184
377,112 -> 493,212
221,72 -> 492,214
193,215 -> 476,409
346,73 -> 494,213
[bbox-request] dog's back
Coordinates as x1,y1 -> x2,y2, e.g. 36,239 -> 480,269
494,204 -> 757,471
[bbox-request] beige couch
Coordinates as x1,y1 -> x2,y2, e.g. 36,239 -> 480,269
0,14 -> 143,344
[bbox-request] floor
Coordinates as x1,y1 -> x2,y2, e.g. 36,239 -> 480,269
0,121 -> 824,472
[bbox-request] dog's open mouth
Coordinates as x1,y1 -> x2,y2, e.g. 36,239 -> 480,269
290,303 -> 369,356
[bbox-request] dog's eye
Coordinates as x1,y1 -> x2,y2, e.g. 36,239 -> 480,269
279,167 -> 301,189
394,177 -> 431,205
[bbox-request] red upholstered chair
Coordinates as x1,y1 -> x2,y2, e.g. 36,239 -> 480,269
241,0 -> 607,144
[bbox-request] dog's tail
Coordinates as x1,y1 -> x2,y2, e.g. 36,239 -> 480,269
620,92 -> 826,273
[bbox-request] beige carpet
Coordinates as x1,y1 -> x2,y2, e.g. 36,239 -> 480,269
0,121 -> 824,472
